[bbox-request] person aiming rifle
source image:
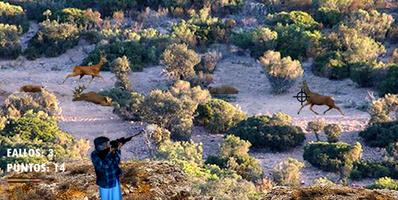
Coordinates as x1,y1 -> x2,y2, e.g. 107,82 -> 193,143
91,132 -> 143,200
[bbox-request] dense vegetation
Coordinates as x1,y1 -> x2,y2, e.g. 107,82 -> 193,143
227,113 -> 305,151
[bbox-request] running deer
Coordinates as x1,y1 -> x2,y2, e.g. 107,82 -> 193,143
297,80 -> 344,115
61,55 -> 107,85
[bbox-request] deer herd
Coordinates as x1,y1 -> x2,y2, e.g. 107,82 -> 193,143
17,52 -> 346,114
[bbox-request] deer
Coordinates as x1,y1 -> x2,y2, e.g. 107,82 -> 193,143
297,80 -> 344,116
72,85 -> 112,106
20,85 -> 44,93
61,54 -> 107,85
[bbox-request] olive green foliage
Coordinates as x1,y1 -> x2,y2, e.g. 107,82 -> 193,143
199,177 -> 262,200
155,139 -> 239,182
205,135 -> 264,182
231,27 -> 278,58
227,113 -> 305,151
0,1 -> 28,32
315,7 -> 344,27
378,65 -> 398,96
368,177 -> 398,190
83,37 -> 170,71
266,11 -> 319,30
171,8 -> 231,47
58,8 -> 102,30
1,89 -> 61,118
359,121 -> 398,147
98,87 -> 132,107
195,99 -> 246,134
367,94 -> 398,124
65,0 -> 136,17
344,9 -> 393,41
303,142 -> 362,173
140,81 -> 210,141
25,20 -> 80,59
324,124 -> 342,143
259,50 -> 303,94
265,11 -> 321,59
0,111 -> 89,170
114,92 -> 144,121
349,62 -> 381,87
162,43 -> 200,81
271,158 -> 304,186
0,23 -> 21,59
111,56 -> 133,91
307,118 -> 325,141
386,142 -> 398,161
156,140 -> 203,166
5,0 -> 64,21
350,160 -> 398,180
312,177 -> 336,187
313,25 -> 385,79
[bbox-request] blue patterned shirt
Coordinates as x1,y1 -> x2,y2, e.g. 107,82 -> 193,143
91,149 -> 122,188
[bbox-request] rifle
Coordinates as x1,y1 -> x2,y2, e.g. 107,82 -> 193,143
110,130 -> 144,149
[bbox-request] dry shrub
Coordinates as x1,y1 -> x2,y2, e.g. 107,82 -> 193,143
272,158 -> 304,186
368,94 -> 398,124
200,50 -> 222,73
1,88 -> 61,118
307,118 -> 326,141
390,48 -> 398,64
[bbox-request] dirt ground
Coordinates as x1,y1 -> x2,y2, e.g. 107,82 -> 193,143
0,21 -> 387,187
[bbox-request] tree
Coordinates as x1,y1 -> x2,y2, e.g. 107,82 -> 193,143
307,119 -> 326,141
162,43 -> 200,81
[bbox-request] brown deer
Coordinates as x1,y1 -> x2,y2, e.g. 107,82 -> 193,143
297,80 -> 344,115
61,55 -> 107,85
20,85 -> 44,93
72,85 -> 112,106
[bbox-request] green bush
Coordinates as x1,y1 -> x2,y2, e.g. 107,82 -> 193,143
227,114 -> 305,151
82,38 -> 170,71
359,121 -> 398,147
1,89 -> 60,118
312,51 -> 349,79
349,62 -> 378,87
272,158 -> 304,186
205,135 -> 263,182
195,99 -> 246,134
57,8 -> 102,30
0,111 -> 89,170
344,9 -> 393,41
386,142 -> 398,161
199,177 -> 261,200
0,1 -> 28,32
315,7 -> 343,27
140,81 -> 210,141
24,20 -> 79,59
162,43 -> 200,81
98,87 -> 132,108
368,177 -> 398,190
114,91 -> 144,121
350,160 -> 398,180
259,50 -> 303,94
266,11 -> 319,30
249,27 -> 278,58
313,25 -> 385,80
378,64 -> 398,96
5,0 -> 65,21
324,124 -> 342,143
230,31 -> 253,50
303,142 -> 362,172
0,23 -> 21,59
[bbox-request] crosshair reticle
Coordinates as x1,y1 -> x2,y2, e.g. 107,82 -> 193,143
293,89 -> 309,105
